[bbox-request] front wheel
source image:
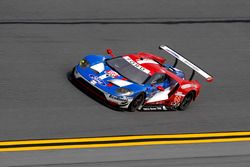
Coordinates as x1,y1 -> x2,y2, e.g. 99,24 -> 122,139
178,92 -> 195,111
128,93 -> 145,112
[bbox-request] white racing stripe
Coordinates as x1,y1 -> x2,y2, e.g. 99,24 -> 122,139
146,87 -> 171,103
137,59 -> 158,65
108,79 -> 132,87
90,63 -> 105,73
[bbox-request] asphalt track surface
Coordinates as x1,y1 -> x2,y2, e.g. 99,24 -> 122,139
1,0 -> 250,166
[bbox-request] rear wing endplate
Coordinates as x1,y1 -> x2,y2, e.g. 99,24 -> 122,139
159,45 -> 214,82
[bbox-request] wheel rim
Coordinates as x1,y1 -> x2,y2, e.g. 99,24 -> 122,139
181,94 -> 193,108
131,95 -> 144,110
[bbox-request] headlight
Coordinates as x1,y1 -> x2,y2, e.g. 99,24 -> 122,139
79,59 -> 89,68
116,88 -> 133,96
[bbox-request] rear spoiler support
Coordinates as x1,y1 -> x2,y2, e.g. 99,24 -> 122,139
159,45 -> 213,82
173,57 -> 178,67
169,54 -> 195,80
189,70 -> 195,81
168,50 -> 195,81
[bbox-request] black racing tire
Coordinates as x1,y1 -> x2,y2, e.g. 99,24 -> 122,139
128,93 -> 145,112
67,67 -> 75,82
178,92 -> 195,111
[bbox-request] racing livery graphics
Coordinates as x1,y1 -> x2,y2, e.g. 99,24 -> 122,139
69,45 -> 213,111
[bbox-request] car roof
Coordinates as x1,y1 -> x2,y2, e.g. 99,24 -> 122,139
123,53 -> 167,75
121,53 -> 184,83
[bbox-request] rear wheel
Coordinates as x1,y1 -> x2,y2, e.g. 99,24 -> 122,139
128,93 -> 145,112
178,92 -> 195,111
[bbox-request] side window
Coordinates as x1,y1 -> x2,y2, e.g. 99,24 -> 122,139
149,73 -> 167,85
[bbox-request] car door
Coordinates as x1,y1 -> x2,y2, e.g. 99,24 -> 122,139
145,73 -> 170,98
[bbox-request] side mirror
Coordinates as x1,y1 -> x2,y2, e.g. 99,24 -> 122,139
157,85 -> 164,91
106,48 -> 115,57
107,49 -> 113,54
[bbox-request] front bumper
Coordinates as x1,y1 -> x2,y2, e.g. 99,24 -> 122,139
72,67 -> 133,108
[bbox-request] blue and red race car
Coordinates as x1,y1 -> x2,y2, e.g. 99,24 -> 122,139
69,45 -> 213,112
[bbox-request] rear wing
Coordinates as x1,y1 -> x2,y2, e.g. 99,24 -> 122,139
159,45 -> 214,82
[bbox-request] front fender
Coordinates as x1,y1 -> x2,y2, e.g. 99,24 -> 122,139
84,55 -> 112,66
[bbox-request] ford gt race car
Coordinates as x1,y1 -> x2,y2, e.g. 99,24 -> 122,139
69,45 -> 213,112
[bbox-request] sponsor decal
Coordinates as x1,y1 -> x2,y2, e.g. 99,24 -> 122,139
90,80 -> 97,85
173,95 -> 182,103
171,95 -> 182,107
89,74 -> 106,86
99,74 -> 108,80
141,105 -> 169,111
123,56 -> 150,74
109,94 -> 127,102
109,95 -> 127,101
105,70 -> 119,78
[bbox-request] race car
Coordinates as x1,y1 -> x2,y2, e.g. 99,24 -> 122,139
69,45 -> 213,112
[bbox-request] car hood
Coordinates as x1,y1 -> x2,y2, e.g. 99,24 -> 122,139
89,62 -> 134,87
76,62 -> 144,96
107,79 -> 133,87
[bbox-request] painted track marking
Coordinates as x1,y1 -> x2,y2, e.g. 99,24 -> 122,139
1,131 -> 250,152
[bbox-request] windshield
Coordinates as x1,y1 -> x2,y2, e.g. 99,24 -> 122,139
106,57 -> 150,84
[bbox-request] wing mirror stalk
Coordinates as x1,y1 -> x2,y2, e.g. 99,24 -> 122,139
106,49 -> 116,57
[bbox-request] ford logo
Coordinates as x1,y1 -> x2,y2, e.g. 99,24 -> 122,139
89,74 -> 106,86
